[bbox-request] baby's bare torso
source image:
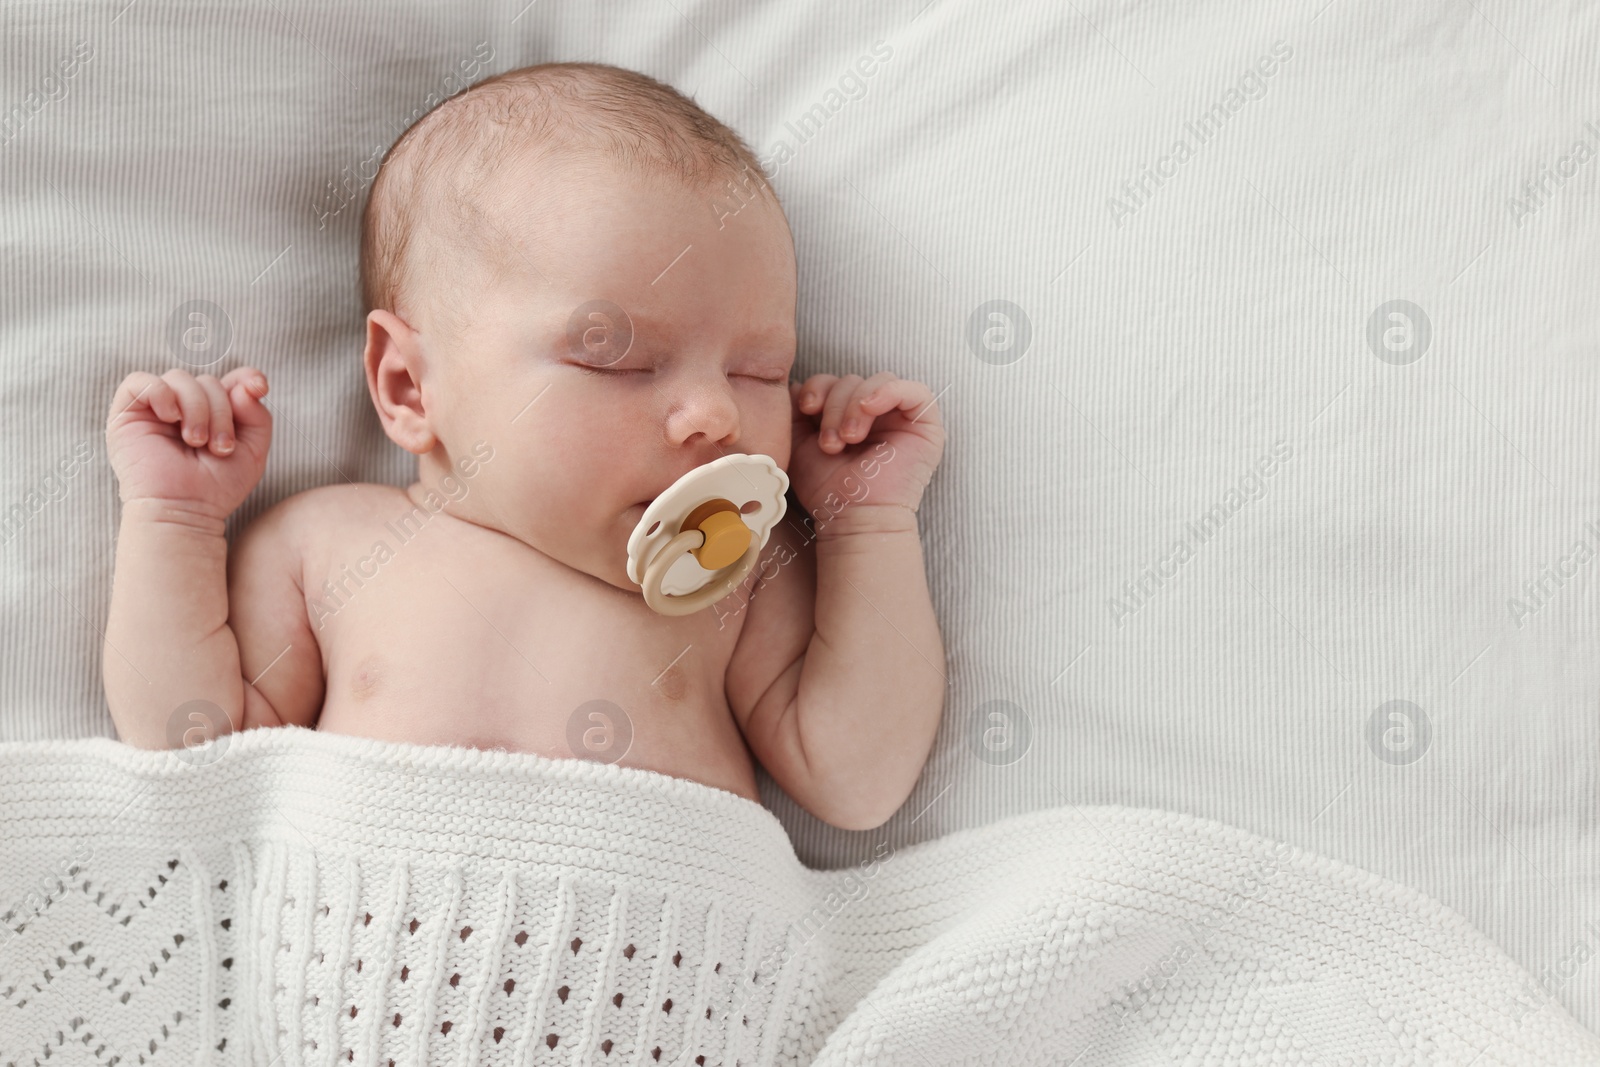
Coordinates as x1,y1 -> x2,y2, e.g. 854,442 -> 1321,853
300,484 -> 760,802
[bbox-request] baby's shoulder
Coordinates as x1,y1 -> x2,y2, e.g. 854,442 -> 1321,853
283,481 -> 411,515
241,482 -> 412,555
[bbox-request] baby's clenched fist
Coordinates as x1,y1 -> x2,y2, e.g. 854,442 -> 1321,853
105,366 -> 272,520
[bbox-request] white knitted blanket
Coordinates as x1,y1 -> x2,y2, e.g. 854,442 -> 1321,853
0,728 -> 1593,1066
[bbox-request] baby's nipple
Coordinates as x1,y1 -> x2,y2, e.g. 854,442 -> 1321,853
351,652 -> 384,701
651,659 -> 689,702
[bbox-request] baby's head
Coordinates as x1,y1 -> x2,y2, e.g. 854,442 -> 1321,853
359,62 -> 797,595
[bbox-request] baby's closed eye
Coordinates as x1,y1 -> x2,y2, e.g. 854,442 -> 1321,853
571,363 -> 786,384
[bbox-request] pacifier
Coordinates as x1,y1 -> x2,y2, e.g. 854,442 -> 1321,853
625,453 -> 789,616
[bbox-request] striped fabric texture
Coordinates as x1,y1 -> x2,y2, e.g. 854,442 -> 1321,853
1,0 -> 1596,1039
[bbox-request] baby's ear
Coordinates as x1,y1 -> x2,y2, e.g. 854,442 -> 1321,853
363,310 -> 436,455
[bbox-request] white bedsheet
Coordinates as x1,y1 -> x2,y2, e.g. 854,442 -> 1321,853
1,0 -> 1595,1037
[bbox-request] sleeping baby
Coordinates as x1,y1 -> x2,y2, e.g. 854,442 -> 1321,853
101,62 -> 947,831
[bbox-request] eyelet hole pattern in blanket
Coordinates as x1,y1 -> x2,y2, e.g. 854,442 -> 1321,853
4,849 -> 789,1067
3,726 -> 1598,1066
0,728 -> 821,1067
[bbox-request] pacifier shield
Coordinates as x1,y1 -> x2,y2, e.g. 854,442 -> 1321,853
625,454 -> 788,597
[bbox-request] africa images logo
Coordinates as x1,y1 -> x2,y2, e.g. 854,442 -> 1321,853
754,41 -> 892,180
1109,439 -> 1294,628
1107,40 -> 1293,227
0,39 -> 95,149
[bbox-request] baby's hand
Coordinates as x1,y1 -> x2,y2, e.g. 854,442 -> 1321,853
788,373 -> 945,527
105,367 -> 273,520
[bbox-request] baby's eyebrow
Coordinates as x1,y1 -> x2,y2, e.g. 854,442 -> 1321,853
536,311 -> 793,359
730,321 -> 794,344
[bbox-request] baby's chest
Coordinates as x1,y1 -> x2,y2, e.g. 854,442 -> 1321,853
306,525 -> 748,760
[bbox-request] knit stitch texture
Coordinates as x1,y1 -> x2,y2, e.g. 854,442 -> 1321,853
0,726 -> 1594,1065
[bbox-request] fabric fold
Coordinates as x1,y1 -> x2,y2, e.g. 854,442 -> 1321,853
0,726 -> 1592,1065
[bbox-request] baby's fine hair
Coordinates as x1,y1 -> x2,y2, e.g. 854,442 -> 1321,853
359,61 -> 776,320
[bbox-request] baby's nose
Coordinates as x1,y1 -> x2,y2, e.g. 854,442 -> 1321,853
668,381 -> 740,446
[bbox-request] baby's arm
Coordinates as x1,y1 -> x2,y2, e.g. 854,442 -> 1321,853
104,496 -> 238,747
729,374 -> 947,831
102,367 -> 317,747
225,495 -> 326,731
798,503 -> 946,826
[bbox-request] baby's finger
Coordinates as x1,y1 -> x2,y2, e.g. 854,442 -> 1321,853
160,369 -> 211,447
226,370 -> 272,453
819,374 -> 863,451
225,367 -> 271,422
219,365 -> 268,397
795,374 -> 837,416
838,372 -> 901,444
862,378 -> 940,424
194,375 -> 234,455
109,372 -> 181,426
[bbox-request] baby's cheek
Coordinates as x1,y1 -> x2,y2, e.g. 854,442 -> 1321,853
756,401 -> 793,459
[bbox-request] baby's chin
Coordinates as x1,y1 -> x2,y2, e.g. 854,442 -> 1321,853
589,501 -> 653,595
561,543 -> 644,598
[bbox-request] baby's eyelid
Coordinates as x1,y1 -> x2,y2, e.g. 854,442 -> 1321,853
576,361 -> 782,383
574,363 -> 647,375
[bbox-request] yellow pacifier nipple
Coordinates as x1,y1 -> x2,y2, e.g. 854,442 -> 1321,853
682,499 -> 751,571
